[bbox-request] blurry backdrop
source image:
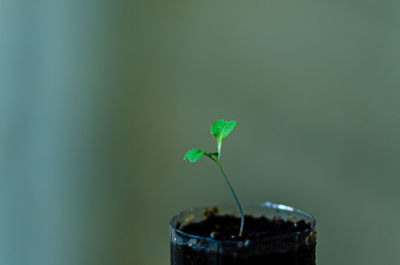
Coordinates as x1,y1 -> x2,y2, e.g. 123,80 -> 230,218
1,1 -> 400,265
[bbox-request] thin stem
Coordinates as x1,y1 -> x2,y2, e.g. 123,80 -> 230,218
204,153 -> 217,162
216,161 -> 244,237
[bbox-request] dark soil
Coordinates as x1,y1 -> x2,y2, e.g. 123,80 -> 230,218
181,214 -> 312,240
171,214 -> 316,265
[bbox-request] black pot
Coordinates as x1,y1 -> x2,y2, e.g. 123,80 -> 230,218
170,202 -> 316,265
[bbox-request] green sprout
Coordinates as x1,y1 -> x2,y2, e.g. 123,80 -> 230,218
183,119 -> 244,237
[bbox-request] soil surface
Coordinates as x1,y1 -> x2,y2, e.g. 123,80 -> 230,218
181,214 -> 311,240
171,213 -> 316,265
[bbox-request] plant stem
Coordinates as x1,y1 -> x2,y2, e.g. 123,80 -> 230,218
204,152 -> 244,237
216,161 -> 244,237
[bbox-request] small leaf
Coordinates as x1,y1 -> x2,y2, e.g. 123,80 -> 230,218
183,148 -> 205,163
210,119 -> 237,159
210,119 -> 237,140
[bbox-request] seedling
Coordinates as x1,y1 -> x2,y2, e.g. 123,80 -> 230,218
183,119 -> 244,237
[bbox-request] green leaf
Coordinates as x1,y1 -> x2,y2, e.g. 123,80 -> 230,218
210,119 -> 237,140
210,119 -> 237,159
183,148 -> 205,163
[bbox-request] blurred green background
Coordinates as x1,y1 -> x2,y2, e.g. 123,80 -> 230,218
1,1 -> 400,265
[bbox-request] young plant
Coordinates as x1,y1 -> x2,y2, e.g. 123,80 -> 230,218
183,119 -> 244,237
